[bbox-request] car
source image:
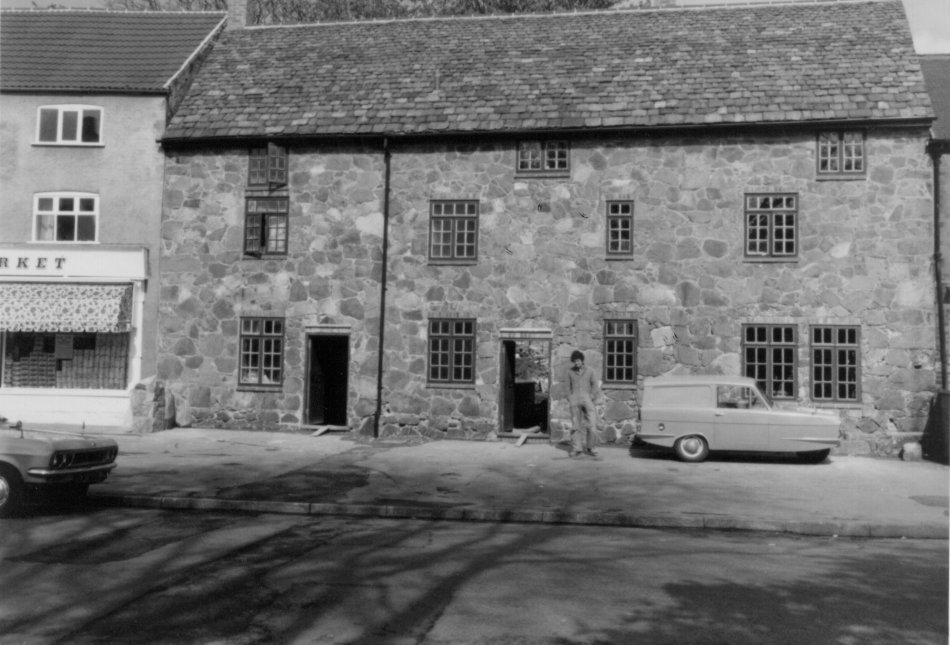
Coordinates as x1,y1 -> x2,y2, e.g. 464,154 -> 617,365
635,375 -> 840,463
0,419 -> 118,517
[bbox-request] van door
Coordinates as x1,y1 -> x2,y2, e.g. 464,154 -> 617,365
713,385 -> 770,451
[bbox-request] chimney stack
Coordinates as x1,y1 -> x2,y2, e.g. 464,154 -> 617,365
227,0 -> 249,30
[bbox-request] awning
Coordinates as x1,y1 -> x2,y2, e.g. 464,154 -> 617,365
0,282 -> 133,333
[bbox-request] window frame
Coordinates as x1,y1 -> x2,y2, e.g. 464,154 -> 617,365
238,317 -> 285,388
428,200 -> 479,264
427,318 -> 476,387
810,325 -> 861,403
35,105 -> 103,146
605,201 -> 634,258
244,196 -> 289,256
744,193 -> 798,260
742,324 -> 798,400
32,192 -> 99,243
817,131 -> 866,178
603,319 -> 638,385
248,142 -> 288,188
516,140 -> 570,177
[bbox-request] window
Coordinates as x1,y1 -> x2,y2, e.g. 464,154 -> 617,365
429,200 -> 478,262
717,385 -> 768,410
743,324 -> 797,399
239,317 -> 284,386
2,332 -> 128,389
244,196 -> 289,255
818,132 -> 865,176
811,326 -> 860,402
606,201 -> 634,257
745,194 -> 797,259
517,140 -> 569,174
34,193 -> 97,242
604,319 -> 637,384
249,143 -> 288,187
36,105 -> 102,145
428,318 -> 475,385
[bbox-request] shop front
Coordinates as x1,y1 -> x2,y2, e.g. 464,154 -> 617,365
0,245 -> 147,427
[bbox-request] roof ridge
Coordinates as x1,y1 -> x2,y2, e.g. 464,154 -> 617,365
0,8 -> 226,14
241,0 -> 894,31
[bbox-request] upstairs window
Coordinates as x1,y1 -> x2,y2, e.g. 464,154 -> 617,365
34,193 -> 98,242
811,326 -> 860,402
606,201 -> 634,257
517,140 -> 569,175
743,324 -> 797,399
244,196 -> 288,256
429,200 -> 478,263
249,143 -> 288,188
428,318 -> 476,385
36,106 -> 102,145
745,194 -> 797,259
239,317 -> 284,387
817,132 -> 865,176
603,319 -> 637,384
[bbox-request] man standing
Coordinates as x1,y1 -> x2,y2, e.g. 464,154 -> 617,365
566,350 -> 601,457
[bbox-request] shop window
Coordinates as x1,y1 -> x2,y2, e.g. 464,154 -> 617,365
1,332 -> 127,389
429,200 -> 478,263
239,317 -> 284,387
744,194 -> 797,259
33,193 -> 98,242
516,140 -> 569,176
818,132 -> 865,177
743,324 -> 797,399
603,319 -> 637,384
606,201 -> 634,257
244,196 -> 289,256
428,318 -> 475,385
248,143 -> 288,188
36,105 -> 102,145
811,325 -> 860,402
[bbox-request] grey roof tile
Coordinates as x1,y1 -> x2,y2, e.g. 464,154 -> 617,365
0,9 -> 226,93
165,0 -> 931,141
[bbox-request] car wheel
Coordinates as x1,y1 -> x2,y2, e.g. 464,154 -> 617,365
0,464 -> 24,519
674,435 -> 709,463
797,449 -> 831,464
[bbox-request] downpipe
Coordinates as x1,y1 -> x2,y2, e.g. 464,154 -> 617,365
373,138 -> 392,439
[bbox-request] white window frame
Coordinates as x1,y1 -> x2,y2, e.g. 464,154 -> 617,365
35,105 -> 103,145
33,192 -> 99,243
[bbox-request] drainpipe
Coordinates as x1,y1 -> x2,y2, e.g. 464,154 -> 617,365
928,141 -> 948,390
373,137 -> 392,438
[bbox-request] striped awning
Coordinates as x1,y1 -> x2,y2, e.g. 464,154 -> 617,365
0,283 -> 133,333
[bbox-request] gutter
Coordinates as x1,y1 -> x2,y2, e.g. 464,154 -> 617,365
159,117 -> 935,150
927,139 -> 948,390
373,137 -> 392,439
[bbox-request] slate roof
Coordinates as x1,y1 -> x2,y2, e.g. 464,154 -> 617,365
920,56 -> 950,141
0,10 -> 226,93
164,0 -> 932,142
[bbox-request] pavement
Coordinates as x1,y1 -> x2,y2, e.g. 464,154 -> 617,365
62,427 -> 950,539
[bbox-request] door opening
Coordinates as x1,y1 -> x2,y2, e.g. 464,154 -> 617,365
307,334 -> 349,426
499,339 -> 551,434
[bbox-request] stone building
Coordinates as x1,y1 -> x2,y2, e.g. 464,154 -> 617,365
158,1 -> 940,453
0,10 -> 225,427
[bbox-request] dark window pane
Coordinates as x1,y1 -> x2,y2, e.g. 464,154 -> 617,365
61,111 -> 78,141
39,109 -> 58,141
76,215 -> 96,241
56,215 -> 75,241
81,110 -> 101,142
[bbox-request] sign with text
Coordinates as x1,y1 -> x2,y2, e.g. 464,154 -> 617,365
0,245 -> 148,280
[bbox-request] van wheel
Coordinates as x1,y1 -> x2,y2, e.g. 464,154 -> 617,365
0,465 -> 24,518
797,449 -> 830,464
674,435 -> 709,463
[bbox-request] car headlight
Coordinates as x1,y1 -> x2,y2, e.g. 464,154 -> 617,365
50,452 -> 74,469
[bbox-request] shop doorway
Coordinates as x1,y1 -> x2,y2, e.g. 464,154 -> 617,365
499,339 -> 551,434
306,334 -> 349,426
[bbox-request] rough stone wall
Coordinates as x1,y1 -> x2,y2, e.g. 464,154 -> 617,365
159,129 -> 937,447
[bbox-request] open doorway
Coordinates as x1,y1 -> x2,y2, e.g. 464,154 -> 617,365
306,334 -> 349,426
499,338 -> 551,434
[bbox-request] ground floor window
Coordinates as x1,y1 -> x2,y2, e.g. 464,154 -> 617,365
604,319 -> 637,384
742,324 -> 797,399
428,318 -> 475,385
239,317 -> 284,386
1,331 -> 128,389
811,325 -> 860,402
